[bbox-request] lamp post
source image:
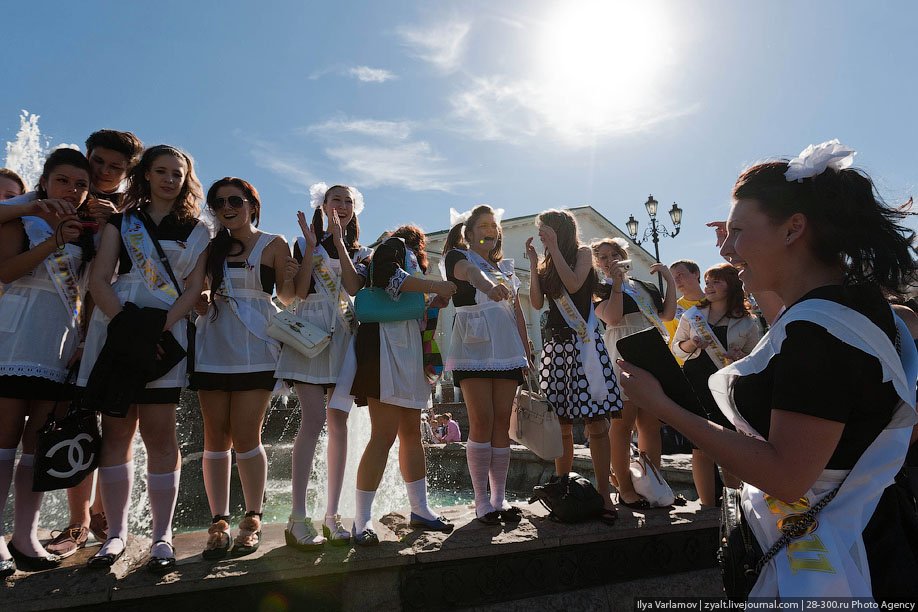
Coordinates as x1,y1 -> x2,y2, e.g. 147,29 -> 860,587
626,195 -> 683,294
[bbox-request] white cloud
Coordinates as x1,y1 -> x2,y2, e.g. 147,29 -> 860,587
396,20 -> 470,73
325,141 -> 464,192
305,118 -> 413,141
249,139 -> 316,193
348,66 -> 396,83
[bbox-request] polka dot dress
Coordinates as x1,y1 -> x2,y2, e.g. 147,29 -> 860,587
539,328 -> 623,419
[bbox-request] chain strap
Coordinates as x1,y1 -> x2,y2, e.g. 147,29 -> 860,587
751,485 -> 841,575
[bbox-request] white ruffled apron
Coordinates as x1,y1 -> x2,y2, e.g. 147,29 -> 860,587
0,216 -> 87,382
710,300 -> 918,599
77,215 -> 210,389
445,250 -> 527,372
553,289 -> 610,403
196,232 -> 280,377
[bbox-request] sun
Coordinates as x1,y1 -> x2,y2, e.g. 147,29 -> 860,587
533,1 -> 672,140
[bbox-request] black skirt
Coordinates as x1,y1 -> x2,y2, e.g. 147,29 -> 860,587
0,375 -> 75,401
452,368 -> 524,387
190,371 -> 276,392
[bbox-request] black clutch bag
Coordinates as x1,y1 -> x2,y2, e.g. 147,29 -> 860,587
615,327 -> 704,415
150,330 -> 187,382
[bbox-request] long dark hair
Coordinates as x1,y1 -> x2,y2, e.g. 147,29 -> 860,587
204,177 -> 261,320
536,209 -> 583,298
441,205 -> 504,263
697,263 -> 750,318
122,145 -> 202,222
311,185 -> 360,252
733,161 -> 915,295
36,148 -> 96,269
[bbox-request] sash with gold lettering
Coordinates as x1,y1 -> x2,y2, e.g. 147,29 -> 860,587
22,215 -> 85,332
683,305 -> 731,369
307,240 -> 356,334
709,300 -> 918,599
553,290 -> 609,402
622,279 -> 669,341
121,212 -> 179,305
217,233 -> 280,356
463,249 -> 521,306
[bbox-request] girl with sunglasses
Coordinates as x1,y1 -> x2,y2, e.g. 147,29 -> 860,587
0,149 -> 95,574
193,178 -> 297,559
275,183 -> 372,550
80,145 -> 210,573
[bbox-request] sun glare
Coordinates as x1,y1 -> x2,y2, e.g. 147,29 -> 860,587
534,1 -> 671,140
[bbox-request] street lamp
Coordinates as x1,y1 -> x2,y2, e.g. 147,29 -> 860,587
626,194 -> 683,294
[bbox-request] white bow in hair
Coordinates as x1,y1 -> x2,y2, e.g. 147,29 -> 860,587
784,139 -> 856,182
309,182 -> 365,215
449,206 -> 506,227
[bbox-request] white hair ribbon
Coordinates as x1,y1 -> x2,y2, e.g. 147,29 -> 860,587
309,182 -> 365,215
450,206 -> 505,227
784,139 -> 856,183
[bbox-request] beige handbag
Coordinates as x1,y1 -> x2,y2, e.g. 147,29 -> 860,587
509,374 -> 563,460
267,306 -> 332,358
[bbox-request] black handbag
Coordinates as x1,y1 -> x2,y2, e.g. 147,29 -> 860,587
529,472 -> 604,523
33,380 -> 101,492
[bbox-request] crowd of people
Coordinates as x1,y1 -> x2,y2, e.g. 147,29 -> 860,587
0,133 -> 915,600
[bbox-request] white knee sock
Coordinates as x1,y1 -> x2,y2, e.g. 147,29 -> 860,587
325,411 -> 348,520
354,488 -> 376,533
291,386 -> 326,519
0,447 -> 15,560
235,445 -> 266,514
466,440 -> 495,517
147,469 -> 180,555
489,446 -> 512,512
405,477 -> 437,521
11,454 -> 47,557
98,461 -> 134,556
202,450 -> 231,517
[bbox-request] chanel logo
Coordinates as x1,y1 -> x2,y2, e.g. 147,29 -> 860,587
45,434 -> 95,479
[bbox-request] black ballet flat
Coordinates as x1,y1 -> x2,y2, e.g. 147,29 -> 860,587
86,537 -> 126,569
0,557 -> 16,578
146,540 -> 176,574
476,511 -> 500,526
8,541 -> 61,571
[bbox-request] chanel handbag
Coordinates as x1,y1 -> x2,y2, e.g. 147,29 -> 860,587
33,379 -> 101,492
267,308 -> 332,358
354,258 -> 426,323
509,375 -> 563,460
629,445 -> 675,507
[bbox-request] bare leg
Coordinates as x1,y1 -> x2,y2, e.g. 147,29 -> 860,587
554,423 -> 574,476
692,448 -> 716,506
610,400 -> 642,504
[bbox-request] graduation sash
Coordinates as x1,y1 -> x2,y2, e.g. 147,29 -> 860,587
301,238 -> 356,334
553,289 -> 608,402
121,212 -> 179,305
622,279 -> 669,341
22,215 -> 85,333
217,233 -> 280,355
684,305 -> 731,369
709,300 -> 918,599
463,249 -> 521,306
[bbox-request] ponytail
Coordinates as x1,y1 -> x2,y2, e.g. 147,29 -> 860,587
441,222 -> 468,255
205,228 -> 245,320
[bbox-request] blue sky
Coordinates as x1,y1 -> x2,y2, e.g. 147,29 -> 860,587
3,0 -> 917,273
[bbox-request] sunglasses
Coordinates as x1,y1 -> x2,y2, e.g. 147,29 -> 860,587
210,196 -> 249,210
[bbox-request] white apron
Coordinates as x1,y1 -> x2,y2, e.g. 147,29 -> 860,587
710,300 -> 918,599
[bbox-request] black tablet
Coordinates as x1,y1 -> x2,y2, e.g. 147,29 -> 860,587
616,327 -> 704,415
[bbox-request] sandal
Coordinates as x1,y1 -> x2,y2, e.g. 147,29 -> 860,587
599,507 -> 618,525
321,514 -> 351,547
146,540 -> 176,574
618,494 -> 651,510
285,516 -> 325,551
476,511 -> 500,526
202,515 -> 232,560
352,524 -> 379,547
86,537 -> 125,570
231,511 -> 262,557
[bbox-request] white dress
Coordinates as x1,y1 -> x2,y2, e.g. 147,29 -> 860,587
195,232 -> 281,376
77,215 -> 210,391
